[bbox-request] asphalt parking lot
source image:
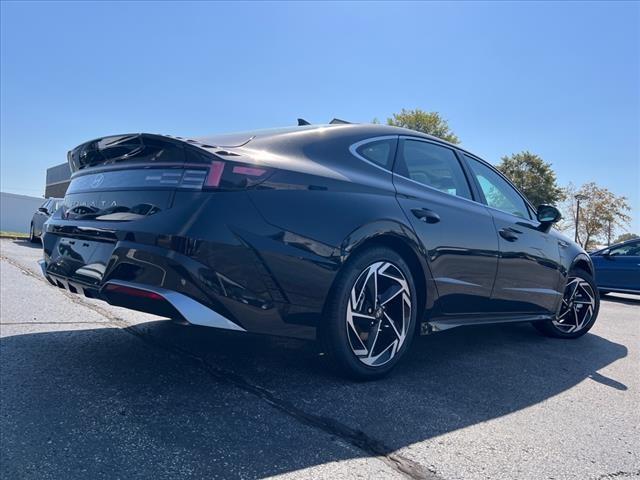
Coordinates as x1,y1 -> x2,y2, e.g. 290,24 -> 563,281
1,238 -> 638,480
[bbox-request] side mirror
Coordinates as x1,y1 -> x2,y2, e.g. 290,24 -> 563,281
601,249 -> 611,257
536,204 -> 561,231
38,207 -> 48,213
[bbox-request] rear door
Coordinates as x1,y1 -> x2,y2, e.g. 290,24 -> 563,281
392,137 -> 499,315
462,154 -> 563,314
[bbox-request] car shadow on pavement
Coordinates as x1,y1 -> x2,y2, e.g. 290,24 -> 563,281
9,238 -> 41,249
0,319 -> 628,479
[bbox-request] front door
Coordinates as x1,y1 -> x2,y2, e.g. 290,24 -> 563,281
393,138 -> 499,315
463,154 -> 563,314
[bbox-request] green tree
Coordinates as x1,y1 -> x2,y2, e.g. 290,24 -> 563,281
613,232 -> 639,244
496,151 -> 565,207
562,182 -> 632,250
383,108 -> 460,144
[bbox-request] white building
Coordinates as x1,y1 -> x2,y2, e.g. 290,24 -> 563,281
0,192 -> 44,234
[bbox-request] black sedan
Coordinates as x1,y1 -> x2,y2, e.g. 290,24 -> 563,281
29,198 -> 62,242
590,239 -> 640,295
39,123 -> 599,379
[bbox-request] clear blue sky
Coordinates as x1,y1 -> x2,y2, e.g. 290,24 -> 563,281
1,1 -> 639,233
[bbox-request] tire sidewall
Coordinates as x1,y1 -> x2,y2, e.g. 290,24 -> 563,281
324,247 -> 418,379
548,268 -> 600,338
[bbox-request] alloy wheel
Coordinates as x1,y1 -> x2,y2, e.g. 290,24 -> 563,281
346,261 -> 411,367
552,276 -> 596,333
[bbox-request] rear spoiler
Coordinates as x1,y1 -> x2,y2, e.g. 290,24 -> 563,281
297,118 -> 352,126
67,133 -> 222,173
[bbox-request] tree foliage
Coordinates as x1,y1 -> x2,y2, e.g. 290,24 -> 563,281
384,108 -> 460,144
613,232 -> 639,244
496,151 -> 565,207
561,182 -> 632,250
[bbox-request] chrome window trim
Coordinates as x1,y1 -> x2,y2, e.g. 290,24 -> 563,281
349,135 -> 399,173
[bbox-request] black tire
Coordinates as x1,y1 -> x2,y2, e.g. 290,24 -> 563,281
321,247 -> 418,380
533,268 -> 600,339
28,223 -> 37,243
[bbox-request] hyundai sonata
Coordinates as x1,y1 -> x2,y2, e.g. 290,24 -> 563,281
39,123 -> 599,379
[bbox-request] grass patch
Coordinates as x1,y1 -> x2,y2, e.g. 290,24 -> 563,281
0,231 -> 29,239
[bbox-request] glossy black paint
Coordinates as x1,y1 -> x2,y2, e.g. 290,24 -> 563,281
41,124 -> 591,340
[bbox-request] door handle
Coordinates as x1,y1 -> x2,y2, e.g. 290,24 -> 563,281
499,227 -> 519,241
411,208 -> 440,224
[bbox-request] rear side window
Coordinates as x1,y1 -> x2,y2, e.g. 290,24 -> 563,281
396,140 -> 472,200
353,139 -> 396,170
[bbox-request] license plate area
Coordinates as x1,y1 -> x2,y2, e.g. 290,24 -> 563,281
47,237 -> 114,285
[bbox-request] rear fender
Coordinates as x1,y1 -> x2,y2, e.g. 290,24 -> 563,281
338,220 -> 437,315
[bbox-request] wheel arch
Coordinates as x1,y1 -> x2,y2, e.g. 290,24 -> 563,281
570,253 -> 594,276
324,220 -> 436,332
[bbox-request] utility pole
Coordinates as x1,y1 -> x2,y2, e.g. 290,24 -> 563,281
574,194 -> 587,245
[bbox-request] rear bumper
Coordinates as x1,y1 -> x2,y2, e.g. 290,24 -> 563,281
39,232 -> 320,340
39,259 -> 245,331
39,190 -> 337,340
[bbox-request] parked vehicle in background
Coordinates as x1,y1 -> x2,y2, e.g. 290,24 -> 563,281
39,124 -> 599,379
30,198 -> 62,242
590,239 -> 640,295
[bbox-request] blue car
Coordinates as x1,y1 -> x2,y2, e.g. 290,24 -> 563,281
590,239 -> 640,295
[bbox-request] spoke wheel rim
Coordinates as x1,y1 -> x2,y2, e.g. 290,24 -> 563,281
552,276 -> 596,333
346,261 -> 411,367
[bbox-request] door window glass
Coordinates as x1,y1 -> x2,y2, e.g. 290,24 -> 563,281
465,155 -> 531,219
397,140 -> 471,199
609,241 -> 640,256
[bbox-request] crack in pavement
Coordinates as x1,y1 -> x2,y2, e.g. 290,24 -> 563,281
1,255 -> 441,480
595,471 -> 640,479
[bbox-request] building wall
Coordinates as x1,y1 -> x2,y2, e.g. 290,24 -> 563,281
45,162 -> 71,198
45,181 -> 70,198
0,192 -> 44,234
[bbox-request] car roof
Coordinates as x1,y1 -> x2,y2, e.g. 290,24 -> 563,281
191,123 -> 462,151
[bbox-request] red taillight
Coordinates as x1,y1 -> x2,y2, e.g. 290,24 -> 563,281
232,166 -> 267,177
205,161 -> 226,188
203,160 -> 272,190
104,284 -> 164,301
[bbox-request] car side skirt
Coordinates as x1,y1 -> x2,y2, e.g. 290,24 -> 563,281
421,313 -> 554,334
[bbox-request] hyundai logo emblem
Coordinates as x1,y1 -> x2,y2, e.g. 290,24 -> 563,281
90,174 -> 105,188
